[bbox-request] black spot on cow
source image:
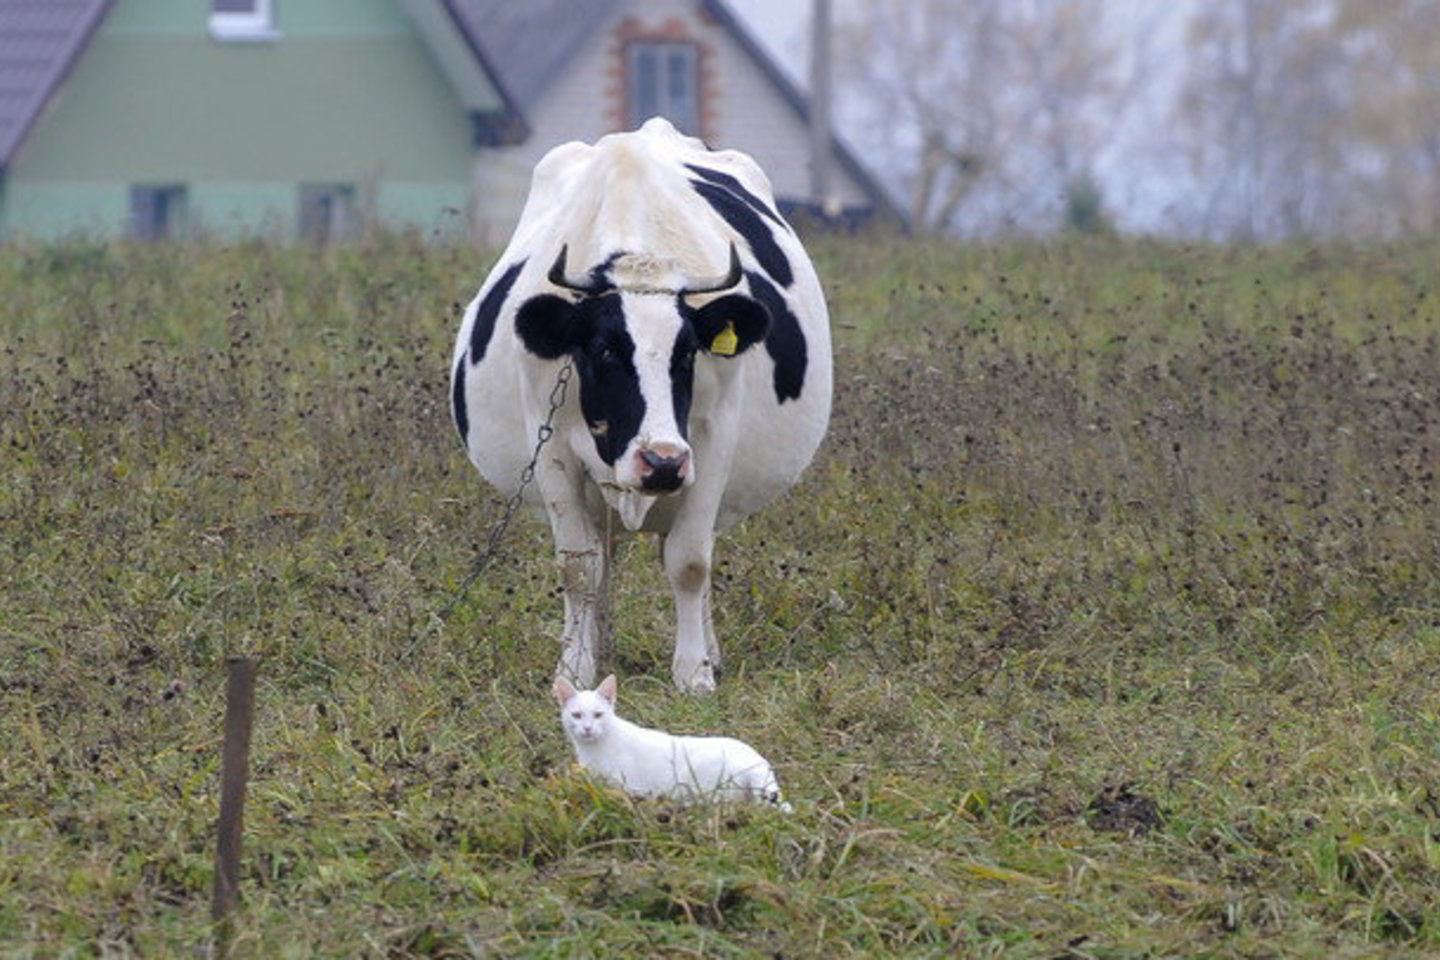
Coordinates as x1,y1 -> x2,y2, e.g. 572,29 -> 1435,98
451,353 -> 469,443
689,180 -> 792,289
515,293 -> 647,466
684,163 -> 788,233
745,270 -> 807,403
468,260 -> 526,364
669,324 -> 699,452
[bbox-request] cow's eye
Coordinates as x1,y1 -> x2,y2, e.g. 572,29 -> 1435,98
597,345 -> 619,365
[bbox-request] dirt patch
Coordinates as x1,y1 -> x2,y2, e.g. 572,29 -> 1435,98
1087,783 -> 1162,837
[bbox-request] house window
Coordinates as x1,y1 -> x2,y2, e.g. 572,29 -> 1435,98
627,42 -> 698,135
299,184 -> 356,243
129,185 -> 188,241
209,0 -> 279,41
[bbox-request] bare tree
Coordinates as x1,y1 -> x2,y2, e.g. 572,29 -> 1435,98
836,0 -> 1121,235
1174,0 -> 1422,239
1334,0 -> 1440,234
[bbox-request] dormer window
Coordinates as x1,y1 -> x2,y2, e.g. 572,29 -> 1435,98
209,0 -> 280,42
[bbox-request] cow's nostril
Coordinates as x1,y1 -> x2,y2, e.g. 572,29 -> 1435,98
637,448 -> 689,491
639,449 -> 688,473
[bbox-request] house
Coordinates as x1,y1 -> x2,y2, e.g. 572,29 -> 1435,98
449,0 -> 906,245
0,0 -> 525,241
0,0 -> 901,245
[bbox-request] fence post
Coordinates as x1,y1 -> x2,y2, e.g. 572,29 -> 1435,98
212,656 -> 258,948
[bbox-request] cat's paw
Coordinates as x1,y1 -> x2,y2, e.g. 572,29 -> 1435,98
764,788 -> 793,814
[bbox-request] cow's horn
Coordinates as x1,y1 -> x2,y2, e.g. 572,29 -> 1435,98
548,245 -> 611,296
680,243 -> 743,297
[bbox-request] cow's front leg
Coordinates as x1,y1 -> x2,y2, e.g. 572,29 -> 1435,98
664,526 -> 716,693
542,473 -> 608,688
554,541 -> 608,687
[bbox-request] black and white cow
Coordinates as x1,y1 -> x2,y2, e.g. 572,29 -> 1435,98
450,118 -> 831,692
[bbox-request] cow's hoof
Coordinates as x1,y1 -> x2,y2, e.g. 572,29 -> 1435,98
673,658 -> 716,694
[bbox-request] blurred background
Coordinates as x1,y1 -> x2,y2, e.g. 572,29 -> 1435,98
2,0 -> 1435,245
812,0 -> 1440,240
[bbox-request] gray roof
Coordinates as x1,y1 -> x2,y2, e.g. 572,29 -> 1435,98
0,0 -> 111,166
448,0 -> 903,223
447,0 -> 621,112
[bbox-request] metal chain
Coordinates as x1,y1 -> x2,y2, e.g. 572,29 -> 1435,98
413,358 -> 574,649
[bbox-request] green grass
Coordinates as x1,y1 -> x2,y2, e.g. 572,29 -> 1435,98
3,231 -> 1440,957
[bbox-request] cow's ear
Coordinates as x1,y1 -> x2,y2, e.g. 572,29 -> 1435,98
515,294 -> 582,359
689,294 -> 770,358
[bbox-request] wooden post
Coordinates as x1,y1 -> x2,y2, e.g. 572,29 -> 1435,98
212,656 -> 258,944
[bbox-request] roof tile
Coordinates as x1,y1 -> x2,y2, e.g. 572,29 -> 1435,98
0,0 -> 111,165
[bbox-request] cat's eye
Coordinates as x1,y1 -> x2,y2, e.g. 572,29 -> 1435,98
592,712 -> 603,719
571,712 -> 582,719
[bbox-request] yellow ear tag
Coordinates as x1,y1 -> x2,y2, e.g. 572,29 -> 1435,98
710,322 -> 738,356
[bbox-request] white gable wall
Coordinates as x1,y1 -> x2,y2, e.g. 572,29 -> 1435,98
470,0 -> 870,247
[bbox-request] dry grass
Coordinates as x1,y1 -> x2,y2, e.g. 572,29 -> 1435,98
2,232 -> 1439,957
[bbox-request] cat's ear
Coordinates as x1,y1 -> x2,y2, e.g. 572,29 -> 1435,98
597,674 -> 618,704
552,676 -> 577,705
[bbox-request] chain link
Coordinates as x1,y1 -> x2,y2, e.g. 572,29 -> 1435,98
416,358 -> 574,644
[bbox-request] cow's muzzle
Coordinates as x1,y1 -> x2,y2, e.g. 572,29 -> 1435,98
636,445 -> 690,493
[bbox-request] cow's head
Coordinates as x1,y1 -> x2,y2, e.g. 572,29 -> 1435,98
515,243 -> 769,494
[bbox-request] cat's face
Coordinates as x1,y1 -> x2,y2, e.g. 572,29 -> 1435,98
553,674 -> 618,744
561,690 -> 613,742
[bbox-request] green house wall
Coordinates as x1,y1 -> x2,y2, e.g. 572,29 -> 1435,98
2,0 -> 494,240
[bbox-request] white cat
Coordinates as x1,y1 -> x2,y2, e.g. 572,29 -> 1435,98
553,674 -> 792,812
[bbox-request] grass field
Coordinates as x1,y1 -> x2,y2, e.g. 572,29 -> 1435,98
2,232 -> 1439,957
